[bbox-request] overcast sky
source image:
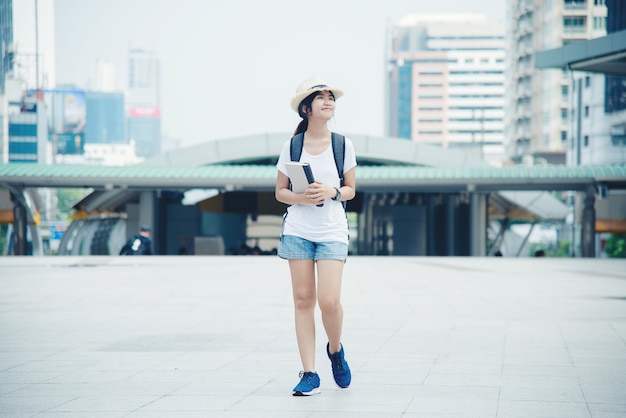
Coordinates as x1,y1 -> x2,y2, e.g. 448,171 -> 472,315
54,0 -> 505,148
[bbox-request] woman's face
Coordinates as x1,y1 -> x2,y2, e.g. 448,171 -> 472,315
307,90 -> 335,120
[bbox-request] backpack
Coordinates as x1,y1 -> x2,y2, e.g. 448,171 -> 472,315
290,132 -> 346,209
119,235 -> 151,255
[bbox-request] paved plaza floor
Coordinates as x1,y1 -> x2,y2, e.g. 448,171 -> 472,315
0,256 -> 625,417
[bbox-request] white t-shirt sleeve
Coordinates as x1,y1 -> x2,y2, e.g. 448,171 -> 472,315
276,140 -> 291,176
343,137 -> 357,174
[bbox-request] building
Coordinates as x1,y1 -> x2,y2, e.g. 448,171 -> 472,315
387,14 -> 506,165
534,0 -> 626,256
7,90 -> 47,163
85,91 -> 125,145
0,0 -> 14,164
11,0 -> 55,90
41,88 -> 86,158
91,59 -> 117,92
506,0 -> 607,163
127,49 -> 161,158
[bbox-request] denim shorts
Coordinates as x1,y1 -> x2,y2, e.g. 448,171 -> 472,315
278,235 -> 348,261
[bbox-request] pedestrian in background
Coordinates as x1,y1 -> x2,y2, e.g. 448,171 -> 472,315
275,76 -> 357,396
119,225 -> 153,255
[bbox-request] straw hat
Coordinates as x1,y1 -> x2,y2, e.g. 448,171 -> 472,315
290,75 -> 344,114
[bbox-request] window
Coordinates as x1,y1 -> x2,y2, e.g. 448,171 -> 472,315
561,131 -> 568,141
584,135 -> 589,147
564,17 -> 586,33
593,16 -> 606,30
584,106 -> 590,117
561,109 -> 568,120
611,134 -> 626,146
585,76 -> 591,87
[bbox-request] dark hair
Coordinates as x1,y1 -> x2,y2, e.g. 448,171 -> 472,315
293,90 -> 336,136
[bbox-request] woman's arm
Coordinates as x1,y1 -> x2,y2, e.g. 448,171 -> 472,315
275,170 -> 314,206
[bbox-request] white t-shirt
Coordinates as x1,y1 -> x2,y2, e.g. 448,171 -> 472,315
276,135 -> 357,244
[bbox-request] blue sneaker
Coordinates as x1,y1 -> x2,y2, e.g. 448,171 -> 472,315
327,343 -> 351,388
292,371 -> 321,396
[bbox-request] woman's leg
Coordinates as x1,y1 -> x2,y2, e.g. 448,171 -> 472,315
316,259 -> 345,354
289,259 -> 317,371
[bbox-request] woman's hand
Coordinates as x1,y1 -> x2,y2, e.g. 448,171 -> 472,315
305,181 -> 331,206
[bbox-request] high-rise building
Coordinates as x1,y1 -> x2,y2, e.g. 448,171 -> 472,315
8,90 -> 48,163
11,0 -> 55,90
0,0 -> 13,95
0,0 -> 14,164
91,59 -> 117,92
506,0 -> 607,163
127,49 -> 161,158
387,14 -> 506,164
85,91 -> 125,145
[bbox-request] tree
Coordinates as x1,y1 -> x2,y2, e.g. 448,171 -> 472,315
604,234 -> 626,258
56,188 -> 90,220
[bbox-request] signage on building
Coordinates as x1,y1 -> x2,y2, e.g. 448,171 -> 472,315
39,89 -> 86,155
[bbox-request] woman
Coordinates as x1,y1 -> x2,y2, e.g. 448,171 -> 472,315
275,76 -> 357,396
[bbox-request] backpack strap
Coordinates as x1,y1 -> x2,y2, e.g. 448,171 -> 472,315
331,132 -> 347,210
331,132 -> 345,185
290,132 -> 304,162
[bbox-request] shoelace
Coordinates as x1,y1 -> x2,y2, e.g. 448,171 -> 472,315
331,353 -> 345,371
299,370 -> 314,381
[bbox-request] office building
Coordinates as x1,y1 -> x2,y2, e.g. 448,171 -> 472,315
506,0 -> 607,163
127,49 -> 161,158
8,90 -> 47,163
387,14 -> 506,164
11,0 -> 55,90
85,91 -> 125,145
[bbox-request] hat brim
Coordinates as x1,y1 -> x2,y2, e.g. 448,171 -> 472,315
290,86 -> 344,113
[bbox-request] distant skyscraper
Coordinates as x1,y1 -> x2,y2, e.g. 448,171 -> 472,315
0,0 -> 14,163
506,0 -> 607,163
85,91 -> 125,144
92,59 -> 117,92
8,91 -> 48,163
11,0 -> 55,90
387,14 -> 506,164
0,0 -> 14,95
127,49 -> 161,158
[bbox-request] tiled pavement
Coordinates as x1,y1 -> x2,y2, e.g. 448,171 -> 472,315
0,256 -> 625,417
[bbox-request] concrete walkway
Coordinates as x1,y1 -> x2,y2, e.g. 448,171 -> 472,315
0,256 -> 625,417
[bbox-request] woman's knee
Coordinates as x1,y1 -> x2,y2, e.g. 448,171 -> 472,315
293,293 -> 316,311
318,297 -> 341,315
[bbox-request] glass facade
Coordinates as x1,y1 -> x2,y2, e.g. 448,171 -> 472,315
0,0 -> 13,94
604,0 -> 626,114
85,91 -> 125,144
397,65 -> 412,139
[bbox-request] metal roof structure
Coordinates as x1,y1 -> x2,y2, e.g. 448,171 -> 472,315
535,29 -> 626,75
1,163 -> 625,192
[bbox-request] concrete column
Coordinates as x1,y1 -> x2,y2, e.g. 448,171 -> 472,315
581,185 -> 596,258
445,195 -> 456,256
469,193 -> 487,256
10,189 -> 27,255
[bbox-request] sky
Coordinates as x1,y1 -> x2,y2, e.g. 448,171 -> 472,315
53,0 -> 506,148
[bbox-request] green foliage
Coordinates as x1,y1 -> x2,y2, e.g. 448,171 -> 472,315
0,224 -> 7,255
529,240 -> 571,257
551,240 -> 571,257
56,188 -> 90,220
604,234 -> 626,258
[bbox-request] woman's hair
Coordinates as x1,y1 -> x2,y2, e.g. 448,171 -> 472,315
293,90 -> 335,136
